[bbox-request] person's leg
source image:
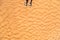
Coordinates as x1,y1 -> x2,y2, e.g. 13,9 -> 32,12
25,0 -> 28,6
30,0 -> 32,6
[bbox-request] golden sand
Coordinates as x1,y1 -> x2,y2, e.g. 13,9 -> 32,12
0,0 -> 60,40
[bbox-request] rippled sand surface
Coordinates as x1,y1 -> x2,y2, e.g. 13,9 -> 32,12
0,0 -> 60,40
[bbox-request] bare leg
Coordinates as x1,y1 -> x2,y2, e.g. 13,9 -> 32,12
25,0 -> 28,6
30,0 -> 32,6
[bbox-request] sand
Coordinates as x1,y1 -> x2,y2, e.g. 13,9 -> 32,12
0,0 -> 60,40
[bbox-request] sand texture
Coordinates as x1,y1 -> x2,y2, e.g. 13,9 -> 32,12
0,0 -> 60,40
